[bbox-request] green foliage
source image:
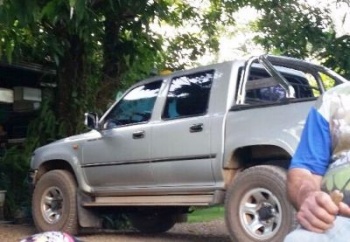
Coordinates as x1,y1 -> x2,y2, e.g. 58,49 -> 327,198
248,0 -> 350,79
319,34 -> 350,78
0,146 -> 31,218
101,213 -> 131,230
0,96 -> 60,219
250,0 -> 331,57
0,0 -> 245,218
0,99 -> 57,218
0,171 -> 9,190
188,206 -> 224,223
27,96 -> 63,143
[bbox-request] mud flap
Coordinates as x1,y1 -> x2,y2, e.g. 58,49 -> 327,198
77,191 -> 102,228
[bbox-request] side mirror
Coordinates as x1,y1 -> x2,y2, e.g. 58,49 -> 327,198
84,112 -> 99,130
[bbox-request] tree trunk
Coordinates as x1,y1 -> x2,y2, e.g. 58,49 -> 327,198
97,11 -> 122,109
57,34 -> 86,136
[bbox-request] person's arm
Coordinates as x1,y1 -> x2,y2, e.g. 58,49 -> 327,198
287,168 -> 322,209
288,168 -> 339,233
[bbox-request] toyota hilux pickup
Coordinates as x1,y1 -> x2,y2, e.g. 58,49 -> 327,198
29,55 -> 348,242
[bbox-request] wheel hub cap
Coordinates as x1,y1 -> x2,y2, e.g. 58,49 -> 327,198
41,187 -> 64,224
239,188 -> 282,240
257,203 -> 276,221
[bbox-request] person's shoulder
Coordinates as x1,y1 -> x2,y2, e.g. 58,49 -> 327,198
325,82 -> 350,95
315,82 -> 350,114
318,82 -> 350,104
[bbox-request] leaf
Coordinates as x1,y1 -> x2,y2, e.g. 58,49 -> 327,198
5,40 -> 14,63
53,54 -> 60,66
70,7 -> 74,19
41,0 -> 59,19
69,0 -> 76,8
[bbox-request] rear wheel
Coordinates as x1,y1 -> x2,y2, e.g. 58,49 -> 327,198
129,210 -> 176,233
32,170 -> 78,235
225,165 -> 295,242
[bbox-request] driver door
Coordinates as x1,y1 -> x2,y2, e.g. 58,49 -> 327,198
82,80 -> 163,192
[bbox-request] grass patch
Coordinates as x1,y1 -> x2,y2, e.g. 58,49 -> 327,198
188,206 -> 225,223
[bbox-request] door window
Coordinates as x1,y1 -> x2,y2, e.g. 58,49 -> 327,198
105,80 -> 162,128
162,71 -> 214,119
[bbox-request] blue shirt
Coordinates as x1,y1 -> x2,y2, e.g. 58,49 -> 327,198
290,82 -> 350,175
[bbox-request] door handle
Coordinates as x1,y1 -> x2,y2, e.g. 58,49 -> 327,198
133,130 -> 145,139
190,123 -> 203,133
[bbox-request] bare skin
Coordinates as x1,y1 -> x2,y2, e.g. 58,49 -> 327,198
287,168 -> 350,233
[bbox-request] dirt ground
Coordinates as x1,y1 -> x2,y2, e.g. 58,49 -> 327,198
0,219 -> 231,242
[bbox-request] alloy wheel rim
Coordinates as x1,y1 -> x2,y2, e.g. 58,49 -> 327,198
239,187 -> 282,240
41,186 -> 64,224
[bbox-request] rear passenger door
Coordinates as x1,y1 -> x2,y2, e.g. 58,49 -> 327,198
151,70 -> 215,188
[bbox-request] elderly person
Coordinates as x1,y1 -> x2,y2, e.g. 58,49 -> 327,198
285,82 -> 350,241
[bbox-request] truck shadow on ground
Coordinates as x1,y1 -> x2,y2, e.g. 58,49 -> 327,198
129,232 -> 231,242
80,231 -> 231,242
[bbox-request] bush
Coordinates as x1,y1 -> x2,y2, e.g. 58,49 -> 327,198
0,146 -> 31,220
0,98 -> 59,220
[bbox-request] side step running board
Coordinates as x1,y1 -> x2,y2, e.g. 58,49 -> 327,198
82,194 -> 215,207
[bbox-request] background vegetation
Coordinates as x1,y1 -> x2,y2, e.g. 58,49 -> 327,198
0,0 -> 349,220
188,206 -> 225,223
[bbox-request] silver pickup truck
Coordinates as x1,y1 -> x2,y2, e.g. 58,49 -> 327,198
29,55 -> 347,242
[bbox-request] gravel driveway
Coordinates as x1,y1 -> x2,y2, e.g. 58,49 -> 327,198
0,219 -> 231,242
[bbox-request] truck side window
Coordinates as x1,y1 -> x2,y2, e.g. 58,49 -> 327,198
317,71 -> 337,91
243,67 -> 315,104
104,80 -> 162,128
162,70 -> 214,119
244,69 -> 288,103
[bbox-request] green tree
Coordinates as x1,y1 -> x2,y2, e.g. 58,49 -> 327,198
0,0 -> 239,217
0,0 -> 240,136
247,0 -> 350,78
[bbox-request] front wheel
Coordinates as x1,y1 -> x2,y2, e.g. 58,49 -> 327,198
225,165 -> 295,242
32,170 -> 78,235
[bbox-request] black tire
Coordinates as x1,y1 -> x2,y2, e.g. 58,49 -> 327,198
129,211 -> 176,233
32,170 -> 78,235
225,165 -> 296,242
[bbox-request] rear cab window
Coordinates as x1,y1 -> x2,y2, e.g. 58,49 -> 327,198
235,56 -> 347,106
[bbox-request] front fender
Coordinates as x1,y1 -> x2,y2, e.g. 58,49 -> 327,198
31,143 -> 93,193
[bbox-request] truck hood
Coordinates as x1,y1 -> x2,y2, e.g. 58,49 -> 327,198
36,130 -> 100,151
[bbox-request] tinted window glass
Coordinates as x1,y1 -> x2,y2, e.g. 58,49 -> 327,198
162,71 -> 213,119
105,81 -> 162,127
241,67 -> 315,104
